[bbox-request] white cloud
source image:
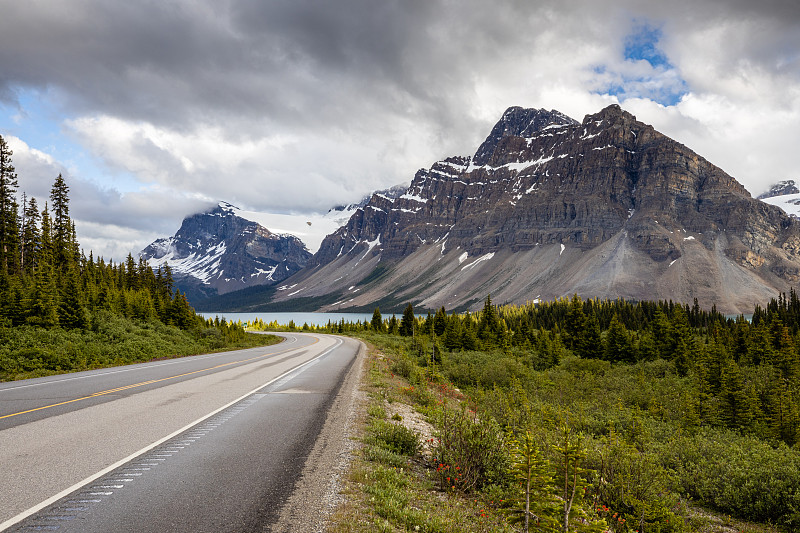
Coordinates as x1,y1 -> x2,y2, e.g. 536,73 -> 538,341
0,0 -> 798,256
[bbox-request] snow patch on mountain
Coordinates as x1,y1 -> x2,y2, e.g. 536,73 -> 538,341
760,191 -> 800,218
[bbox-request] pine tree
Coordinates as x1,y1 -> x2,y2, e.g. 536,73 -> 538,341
506,431 -> 560,532
553,423 -> 607,533
58,265 -> 88,329
478,294 -> 501,342
603,315 -> 635,363
399,303 -> 415,336
0,135 -> 19,274
718,359 -> 759,432
20,196 -> 41,276
563,295 -> 588,351
650,308 -> 675,359
49,173 -> 74,273
430,306 -> 445,337
24,210 -> 59,329
370,307 -> 383,332
442,314 -> 463,351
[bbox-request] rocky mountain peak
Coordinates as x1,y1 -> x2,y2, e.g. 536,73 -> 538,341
472,106 -> 579,165
278,103 -> 800,315
758,180 -> 799,200
141,202 -> 311,302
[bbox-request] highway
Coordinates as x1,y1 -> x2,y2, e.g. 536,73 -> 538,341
0,332 -> 362,532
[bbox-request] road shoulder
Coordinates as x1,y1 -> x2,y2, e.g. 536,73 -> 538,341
270,337 -> 367,533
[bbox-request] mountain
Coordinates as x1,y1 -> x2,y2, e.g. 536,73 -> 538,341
266,104 -> 800,315
140,202 -> 312,302
758,180 -> 799,200
758,180 -> 800,220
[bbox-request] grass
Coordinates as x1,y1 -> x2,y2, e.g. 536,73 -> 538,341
0,314 -> 282,381
326,340 -> 521,533
326,333 -> 789,533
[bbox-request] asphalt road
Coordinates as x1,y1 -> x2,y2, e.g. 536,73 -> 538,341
0,332 -> 362,532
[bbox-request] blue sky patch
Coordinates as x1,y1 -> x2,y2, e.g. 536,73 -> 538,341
1,88 -> 141,193
625,24 -> 670,68
591,20 -> 689,107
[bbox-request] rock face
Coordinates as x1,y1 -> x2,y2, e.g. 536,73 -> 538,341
272,105 -> 800,314
758,180 -> 799,199
141,202 -> 312,301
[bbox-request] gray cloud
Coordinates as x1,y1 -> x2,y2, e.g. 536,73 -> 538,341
1,0 -> 799,257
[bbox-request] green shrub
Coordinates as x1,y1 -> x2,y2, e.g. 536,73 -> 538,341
390,355 -> 415,380
368,419 -> 420,456
364,444 -> 409,468
431,405 -> 509,492
659,428 -> 800,529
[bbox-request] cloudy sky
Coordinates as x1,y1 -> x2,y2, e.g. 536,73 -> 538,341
1,0 -> 798,260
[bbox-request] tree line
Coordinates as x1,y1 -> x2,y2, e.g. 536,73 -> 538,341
262,292 -> 800,449
0,134 -> 196,331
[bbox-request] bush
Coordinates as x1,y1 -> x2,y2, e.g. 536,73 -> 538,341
368,419 -> 421,456
431,405 -> 509,492
659,428 -> 800,529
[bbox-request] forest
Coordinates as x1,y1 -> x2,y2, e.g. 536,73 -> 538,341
254,294 -> 800,532
0,134 -> 276,380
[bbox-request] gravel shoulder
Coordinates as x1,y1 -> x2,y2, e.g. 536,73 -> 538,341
269,337 -> 367,533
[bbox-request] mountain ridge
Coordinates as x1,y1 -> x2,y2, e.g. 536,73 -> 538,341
265,104 -> 800,314
140,202 -> 312,301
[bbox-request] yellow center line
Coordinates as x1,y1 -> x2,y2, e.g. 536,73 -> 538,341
0,337 -> 319,421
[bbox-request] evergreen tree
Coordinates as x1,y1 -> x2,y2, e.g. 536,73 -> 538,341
399,303 -> 415,336
24,211 -> 59,329
48,173 -> 78,275
0,135 -> 19,274
370,307 -> 383,332
603,315 -> 634,363
58,266 -> 88,329
442,314 -> 463,351
563,295 -> 588,351
433,306 -> 447,336
461,321 -> 479,351
651,308 -> 676,359
506,431 -> 560,532
718,359 -> 759,432
478,294 -> 501,342
20,196 -> 41,276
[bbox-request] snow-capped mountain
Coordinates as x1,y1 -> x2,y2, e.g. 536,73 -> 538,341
757,180 -> 800,200
759,180 -> 800,217
141,202 -> 312,301
267,105 -> 800,315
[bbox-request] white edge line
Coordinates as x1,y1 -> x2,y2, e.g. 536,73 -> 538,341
0,334 -> 343,532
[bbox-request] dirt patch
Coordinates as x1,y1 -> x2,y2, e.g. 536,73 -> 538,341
385,401 -> 435,458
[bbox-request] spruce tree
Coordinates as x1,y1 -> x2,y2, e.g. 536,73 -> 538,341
20,196 -> 41,276
603,315 -> 634,363
442,314 -> 463,351
58,266 -> 88,329
0,135 -> 19,274
49,173 -> 74,273
370,307 -> 383,332
563,295 -> 587,351
433,306 -> 447,336
399,303 -> 415,336
718,359 -> 759,432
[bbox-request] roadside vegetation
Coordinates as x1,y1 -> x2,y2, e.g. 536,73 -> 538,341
253,295 -> 800,532
0,135 -> 281,382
